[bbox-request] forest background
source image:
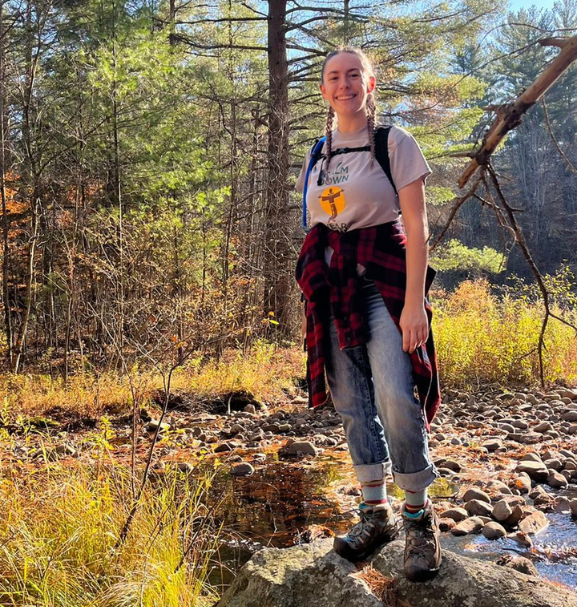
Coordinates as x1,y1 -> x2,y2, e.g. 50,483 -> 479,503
0,0 -> 576,382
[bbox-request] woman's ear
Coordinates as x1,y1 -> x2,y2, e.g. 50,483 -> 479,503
367,75 -> 376,94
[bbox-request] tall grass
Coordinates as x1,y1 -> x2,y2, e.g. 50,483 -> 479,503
433,279 -> 577,388
0,460 -> 221,607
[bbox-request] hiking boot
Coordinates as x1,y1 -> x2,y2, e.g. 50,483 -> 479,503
333,502 -> 399,562
402,500 -> 442,582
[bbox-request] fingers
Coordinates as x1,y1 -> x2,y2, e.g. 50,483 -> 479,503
403,326 -> 429,353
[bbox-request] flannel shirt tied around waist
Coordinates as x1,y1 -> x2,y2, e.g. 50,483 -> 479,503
295,221 -> 441,429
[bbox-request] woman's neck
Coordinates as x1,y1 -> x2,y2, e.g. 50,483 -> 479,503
336,113 -> 368,133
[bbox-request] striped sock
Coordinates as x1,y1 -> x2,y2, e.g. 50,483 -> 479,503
361,479 -> 387,508
404,489 -> 428,515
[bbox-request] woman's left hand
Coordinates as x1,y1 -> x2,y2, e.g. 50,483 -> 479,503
399,303 -> 429,353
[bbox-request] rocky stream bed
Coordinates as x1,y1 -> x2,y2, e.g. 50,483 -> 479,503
3,384 -> 577,595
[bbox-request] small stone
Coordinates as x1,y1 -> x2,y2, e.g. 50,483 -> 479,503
516,461 -> 548,482
492,500 -> 513,522
567,425 -> 577,435
465,499 -> 493,517
521,433 -> 543,445
561,410 -> 577,422
482,522 -> 506,540
214,442 -> 233,453
521,452 -> 542,463
451,517 -> 485,536
462,488 -> 491,504
231,463 -> 255,476
533,421 -> 552,433
543,458 -> 562,471
569,499 -> 577,517
438,517 -> 457,532
546,470 -> 568,489
487,480 -> 512,495
440,507 -> 469,522
437,467 -> 456,477
503,505 -> 524,527
518,510 -> 549,535
280,440 -> 318,457
482,439 -> 504,452
243,404 -> 256,414
511,420 -> 529,430
511,472 -> 532,494
439,459 -> 461,472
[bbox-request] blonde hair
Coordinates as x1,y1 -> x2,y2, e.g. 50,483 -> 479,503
320,48 -> 377,174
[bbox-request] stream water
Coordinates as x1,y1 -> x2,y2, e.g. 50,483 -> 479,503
209,451 -> 577,594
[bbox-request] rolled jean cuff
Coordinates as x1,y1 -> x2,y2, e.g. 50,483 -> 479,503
393,464 -> 438,492
354,460 -> 392,483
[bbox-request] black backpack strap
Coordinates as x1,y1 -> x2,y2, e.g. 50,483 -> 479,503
374,125 -> 397,196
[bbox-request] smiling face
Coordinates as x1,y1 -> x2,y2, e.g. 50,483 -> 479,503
320,51 -> 376,124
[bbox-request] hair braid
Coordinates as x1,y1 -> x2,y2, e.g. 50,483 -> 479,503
366,93 -> 377,169
325,105 -> 335,176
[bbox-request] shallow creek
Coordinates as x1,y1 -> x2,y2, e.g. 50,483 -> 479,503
209,451 -> 577,592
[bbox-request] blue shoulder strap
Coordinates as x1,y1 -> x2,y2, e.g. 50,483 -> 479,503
302,137 -> 326,229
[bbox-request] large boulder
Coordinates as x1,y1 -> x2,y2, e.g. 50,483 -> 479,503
216,538 -> 577,607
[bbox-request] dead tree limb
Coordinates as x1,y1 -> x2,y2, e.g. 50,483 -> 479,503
485,164 -> 577,386
458,34 -> 577,188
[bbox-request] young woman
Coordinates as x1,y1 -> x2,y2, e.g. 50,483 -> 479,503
295,48 -> 442,583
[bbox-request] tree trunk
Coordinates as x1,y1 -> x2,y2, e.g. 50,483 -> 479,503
264,0 -> 292,338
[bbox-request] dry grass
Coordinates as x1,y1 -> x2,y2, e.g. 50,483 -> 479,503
0,457 -> 221,607
352,564 -> 414,607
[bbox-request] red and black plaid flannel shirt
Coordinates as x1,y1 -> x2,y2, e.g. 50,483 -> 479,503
295,221 -> 441,429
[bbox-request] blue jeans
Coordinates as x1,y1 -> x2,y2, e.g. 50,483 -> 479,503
325,279 -> 437,491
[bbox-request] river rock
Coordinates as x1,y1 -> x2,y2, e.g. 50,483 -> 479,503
465,499 -> 493,517
518,510 -> 549,535
503,504 -> 525,527
511,472 -> 532,493
521,432 -> 543,444
481,439 -> 503,452
492,499 -> 512,522
487,480 -> 512,495
451,517 -> 485,536
463,488 -> 491,504
547,470 -> 568,489
280,441 -> 318,458
231,462 -> 255,476
516,461 -> 549,482
544,458 -> 563,471
438,517 -> 457,531
216,537 -> 577,607
561,410 -> 577,422
482,522 -> 506,540
440,507 -> 469,522
534,421 -> 552,433
521,452 -> 543,463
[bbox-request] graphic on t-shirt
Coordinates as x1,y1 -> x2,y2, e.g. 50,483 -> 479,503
319,186 -> 346,219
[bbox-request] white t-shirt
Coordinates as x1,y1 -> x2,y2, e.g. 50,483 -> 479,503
295,125 -> 432,233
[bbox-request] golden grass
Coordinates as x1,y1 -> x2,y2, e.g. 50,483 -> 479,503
433,279 -> 577,388
0,459 -> 220,607
0,280 -> 575,424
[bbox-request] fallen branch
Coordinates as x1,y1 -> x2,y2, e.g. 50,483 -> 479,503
458,34 -> 577,188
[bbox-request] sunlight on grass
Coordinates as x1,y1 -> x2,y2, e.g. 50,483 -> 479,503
0,461 -> 220,607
